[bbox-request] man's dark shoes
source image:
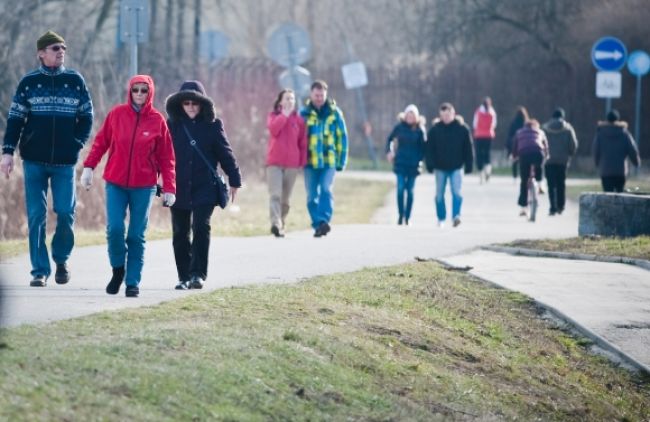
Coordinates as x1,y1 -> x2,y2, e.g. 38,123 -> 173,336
125,285 -> 139,297
106,266 -> 125,295
175,280 -> 190,290
30,275 -> 47,287
189,276 -> 204,290
54,263 -> 70,284
314,221 -> 331,237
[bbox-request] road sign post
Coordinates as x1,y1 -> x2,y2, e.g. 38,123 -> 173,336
591,37 -> 627,114
267,23 -> 312,108
627,50 -> 650,150
120,0 -> 149,77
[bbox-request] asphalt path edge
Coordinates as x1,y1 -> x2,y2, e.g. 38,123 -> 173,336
481,245 -> 650,271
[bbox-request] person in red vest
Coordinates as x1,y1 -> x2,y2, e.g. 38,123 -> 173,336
472,96 -> 497,184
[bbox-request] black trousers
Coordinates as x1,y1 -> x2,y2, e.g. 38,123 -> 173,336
601,176 -> 626,192
545,164 -> 567,213
518,152 -> 543,207
171,204 -> 215,281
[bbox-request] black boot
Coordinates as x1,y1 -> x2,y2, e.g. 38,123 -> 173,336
106,266 -> 125,295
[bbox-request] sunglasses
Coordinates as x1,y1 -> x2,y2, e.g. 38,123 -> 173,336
131,87 -> 149,94
182,100 -> 199,106
47,45 -> 67,52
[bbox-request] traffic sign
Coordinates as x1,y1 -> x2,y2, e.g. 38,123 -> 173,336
591,37 -> 627,71
596,71 -> 622,98
267,23 -> 311,67
278,66 -> 312,99
119,0 -> 149,43
341,61 -> 368,90
627,50 -> 650,77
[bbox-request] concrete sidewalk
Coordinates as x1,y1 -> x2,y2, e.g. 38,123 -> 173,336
1,172 -> 580,327
443,249 -> 650,372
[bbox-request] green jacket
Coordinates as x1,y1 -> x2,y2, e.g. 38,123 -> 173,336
300,99 -> 348,169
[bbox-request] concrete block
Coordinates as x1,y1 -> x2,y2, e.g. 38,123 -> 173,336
579,192 -> 650,237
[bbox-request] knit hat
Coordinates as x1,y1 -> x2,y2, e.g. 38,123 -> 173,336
37,31 -> 65,50
552,107 -> 565,119
606,109 -> 620,123
404,104 -> 419,117
165,80 -> 216,122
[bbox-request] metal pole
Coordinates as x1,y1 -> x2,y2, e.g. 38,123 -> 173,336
344,39 -> 377,167
634,75 -> 642,145
634,75 -> 642,177
129,6 -> 139,77
606,98 -> 612,115
285,33 -> 303,108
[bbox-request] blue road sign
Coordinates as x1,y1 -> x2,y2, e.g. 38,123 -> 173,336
627,50 -> 650,77
591,37 -> 627,71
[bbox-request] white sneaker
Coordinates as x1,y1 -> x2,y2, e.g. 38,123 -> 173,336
438,221 -> 445,228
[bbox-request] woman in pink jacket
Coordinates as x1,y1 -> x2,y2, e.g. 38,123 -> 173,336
266,89 -> 307,237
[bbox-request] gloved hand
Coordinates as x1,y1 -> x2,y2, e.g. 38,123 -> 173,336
163,192 -> 176,207
80,167 -> 93,190
0,154 -> 14,178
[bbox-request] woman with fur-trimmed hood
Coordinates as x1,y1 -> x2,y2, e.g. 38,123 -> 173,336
165,80 -> 242,291
593,109 -> 640,192
385,104 -> 426,225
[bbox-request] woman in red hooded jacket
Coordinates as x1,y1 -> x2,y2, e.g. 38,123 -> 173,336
265,89 -> 306,237
79,75 -> 176,297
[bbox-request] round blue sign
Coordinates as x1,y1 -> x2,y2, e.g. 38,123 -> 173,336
591,37 -> 627,71
627,50 -> 650,77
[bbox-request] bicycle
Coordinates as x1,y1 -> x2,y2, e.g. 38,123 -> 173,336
527,164 -> 539,222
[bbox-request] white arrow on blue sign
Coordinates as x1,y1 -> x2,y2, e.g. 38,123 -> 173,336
592,37 -> 627,71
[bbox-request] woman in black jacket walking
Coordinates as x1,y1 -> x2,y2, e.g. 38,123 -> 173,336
165,81 -> 242,290
593,109 -> 640,192
385,104 -> 425,225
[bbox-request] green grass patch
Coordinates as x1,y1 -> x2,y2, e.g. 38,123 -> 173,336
345,156 -> 393,172
1,261 -> 648,420
0,177 -> 392,259
504,236 -> 650,261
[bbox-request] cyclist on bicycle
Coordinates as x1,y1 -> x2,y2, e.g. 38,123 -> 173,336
513,119 -> 549,217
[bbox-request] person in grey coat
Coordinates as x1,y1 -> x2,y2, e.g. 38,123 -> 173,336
593,109 -> 641,193
542,108 -> 578,215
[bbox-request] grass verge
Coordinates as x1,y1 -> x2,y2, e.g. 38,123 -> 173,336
1,261 -> 648,420
503,235 -> 650,261
566,178 -> 650,200
0,177 -> 392,259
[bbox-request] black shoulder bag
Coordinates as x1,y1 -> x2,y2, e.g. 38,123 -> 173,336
181,124 -> 229,209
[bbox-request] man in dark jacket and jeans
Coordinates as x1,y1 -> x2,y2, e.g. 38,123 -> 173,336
425,103 -> 474,228
542,107 -> 578,215
0,31 -> 93,287
593,109 -> 640,192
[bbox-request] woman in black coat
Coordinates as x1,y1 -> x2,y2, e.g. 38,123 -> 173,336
165,80 -> 242,290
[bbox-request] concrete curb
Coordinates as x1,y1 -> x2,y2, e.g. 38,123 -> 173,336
434,257 -> 650,376
481,245 -> 650,272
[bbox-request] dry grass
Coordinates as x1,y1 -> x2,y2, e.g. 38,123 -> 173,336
1,261 -> 649,420
505,236 -> 650,261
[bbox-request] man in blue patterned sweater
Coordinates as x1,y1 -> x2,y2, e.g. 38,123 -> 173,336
1,31 -> 93,287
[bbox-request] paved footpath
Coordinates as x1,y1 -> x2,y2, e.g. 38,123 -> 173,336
1,172 -> 648,370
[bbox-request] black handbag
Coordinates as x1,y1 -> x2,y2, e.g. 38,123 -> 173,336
181,124 -> 229,209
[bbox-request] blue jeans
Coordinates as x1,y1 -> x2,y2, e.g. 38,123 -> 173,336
23,161 -> 76,277
304,167 -> 336,229
396,173 -> 417,220
105,182 -> 155,287
434,169 -> 463,221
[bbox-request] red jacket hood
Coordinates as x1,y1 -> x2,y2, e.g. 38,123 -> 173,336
127,74 -> 155,114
